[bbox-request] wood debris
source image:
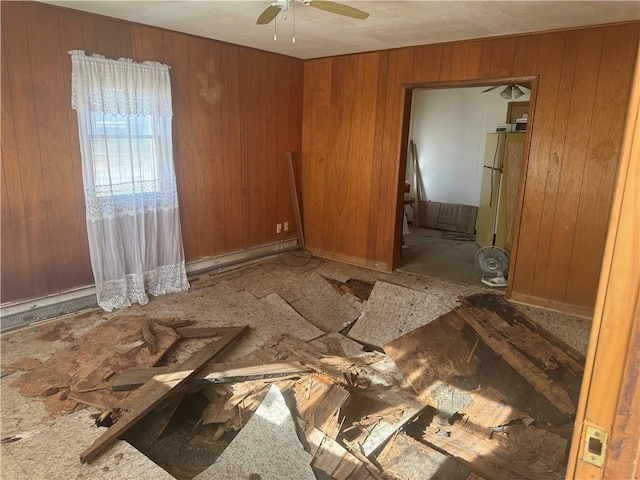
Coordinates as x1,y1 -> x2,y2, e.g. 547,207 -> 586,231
9,273 -> 582,480
80,326 -> 248,463
10,315 -> 180,414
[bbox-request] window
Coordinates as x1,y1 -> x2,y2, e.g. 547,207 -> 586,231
90,111 -> 159,191
70,50 -> 188,311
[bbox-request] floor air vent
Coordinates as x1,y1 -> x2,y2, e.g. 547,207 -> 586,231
1,294 -> 97,332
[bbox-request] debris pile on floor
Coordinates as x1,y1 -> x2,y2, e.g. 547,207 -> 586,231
6,268 -> 585,480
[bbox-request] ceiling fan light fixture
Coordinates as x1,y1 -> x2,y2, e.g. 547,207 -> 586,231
500,86 -> 513,99
513,85 -> 525,99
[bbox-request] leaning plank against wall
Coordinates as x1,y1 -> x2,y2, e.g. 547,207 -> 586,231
0,1 -> 304,303
300,22 -> 639,313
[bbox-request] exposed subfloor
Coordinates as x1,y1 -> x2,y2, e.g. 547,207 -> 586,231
0,253 -> 592,479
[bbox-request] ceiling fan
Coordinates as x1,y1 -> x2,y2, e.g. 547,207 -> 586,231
483,84 -> 530,99
256,0 -> 369,25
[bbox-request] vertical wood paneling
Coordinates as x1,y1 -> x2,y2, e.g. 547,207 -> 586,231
565,24 -> 640,305
188,36 -> 215,257
2,2 -> 304,302
222,45 -> 245,251
365,51 -> 389,264
542,29 -> 604,300
439,43 -> 452,80
450,42 -> 470,80
529,31 -> 580,297
2,2 -> 53,296
24,2 -> 85,290
510,31 -> 567,296
466,40 -> 483,79
377,48 -> 414,266
1,36 -> 30,299
207,42 -> 230,255
302,23 -> 639,312
489,36 -> 517,78
511,36 -> 530,77
170,32 -> 197,258
58,8 -> 93,283
418,44 -> 442,82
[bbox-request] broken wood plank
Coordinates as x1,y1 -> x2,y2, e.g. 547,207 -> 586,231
174,326 -> 225,339
346,387 -> 428,456
113,360 -> 310,391
298,419 -> 382,480
378,432 -> 470,480
455,306 -> 575,415
461,298 -> 583,375
141,320 -> 156,354
79,325 -> 247,463
125,393 -> 184,446
113,341 -> 145,355
422,422 -> 565,480
195,384 -> 315,480
293,374 -> 349,439
465,293 -> 585,365
154,318 -> 195,329
384,309 -> 574,427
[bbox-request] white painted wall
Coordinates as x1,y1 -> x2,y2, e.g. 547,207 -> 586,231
407,86 -> 530,207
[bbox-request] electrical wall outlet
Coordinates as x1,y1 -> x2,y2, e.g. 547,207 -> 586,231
284,222 -> 289,232
276,223 -> 282,234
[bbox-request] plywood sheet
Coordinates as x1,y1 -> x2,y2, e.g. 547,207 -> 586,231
196,385 -> 315,480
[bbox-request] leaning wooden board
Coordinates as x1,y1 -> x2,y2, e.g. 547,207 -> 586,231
80,326 -> 247,463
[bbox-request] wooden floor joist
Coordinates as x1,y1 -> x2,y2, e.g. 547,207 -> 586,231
455,306 -> 575,415
79,325 -> 248,464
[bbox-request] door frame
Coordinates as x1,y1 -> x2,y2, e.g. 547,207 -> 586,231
393,75 -> 539,298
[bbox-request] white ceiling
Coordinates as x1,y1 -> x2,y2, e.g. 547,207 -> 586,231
44,1 -> 640,59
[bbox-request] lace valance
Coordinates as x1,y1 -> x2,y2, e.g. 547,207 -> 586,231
69,50 -> 173,117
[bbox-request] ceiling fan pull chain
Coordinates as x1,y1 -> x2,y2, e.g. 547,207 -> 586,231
292,0 -> 296,43
274,16 -> 277,41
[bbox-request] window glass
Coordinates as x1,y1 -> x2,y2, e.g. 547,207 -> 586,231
89,112 -> 159,191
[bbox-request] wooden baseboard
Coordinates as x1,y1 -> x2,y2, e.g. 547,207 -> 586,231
509,292 -> 594,319
306,247 -> 391,273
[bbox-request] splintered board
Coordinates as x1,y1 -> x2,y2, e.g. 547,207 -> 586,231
195,385 -> 316,480
11,315 -> 180,413
80,326 -> 247,464
383,310 -> 577,427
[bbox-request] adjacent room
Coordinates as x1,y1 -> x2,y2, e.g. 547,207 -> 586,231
400,83 -> 531,287
2,2 -> 639,479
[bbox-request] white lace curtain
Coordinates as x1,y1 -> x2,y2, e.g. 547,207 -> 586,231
70,50 -> 189,311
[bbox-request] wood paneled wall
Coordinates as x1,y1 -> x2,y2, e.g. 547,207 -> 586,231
1,2 -> 303,302
301,23 -> 639,312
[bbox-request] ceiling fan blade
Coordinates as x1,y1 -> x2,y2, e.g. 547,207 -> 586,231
256,4 -> 283,25
308,1 -> 369,20
482,86 -> 499,93
516,84 -> 531,90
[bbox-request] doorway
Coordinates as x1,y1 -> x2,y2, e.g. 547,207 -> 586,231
397,79 -> 534,290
